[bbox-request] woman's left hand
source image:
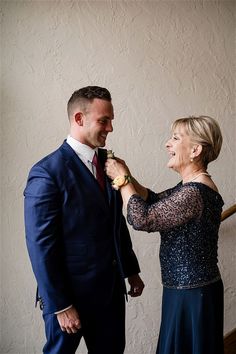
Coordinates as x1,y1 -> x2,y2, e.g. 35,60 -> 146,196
105,158 -> 130,180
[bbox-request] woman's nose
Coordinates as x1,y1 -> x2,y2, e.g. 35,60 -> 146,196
165,139 -> 171,148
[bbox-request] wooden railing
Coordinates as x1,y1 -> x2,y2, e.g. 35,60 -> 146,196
221,204 -> 236,222
224,328 -> 236,354
222,204 -> 236,354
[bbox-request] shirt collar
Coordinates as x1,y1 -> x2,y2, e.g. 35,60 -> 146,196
67,135 -> 97,162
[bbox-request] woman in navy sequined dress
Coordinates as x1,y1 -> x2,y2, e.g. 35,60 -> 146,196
105,116 -> 224,354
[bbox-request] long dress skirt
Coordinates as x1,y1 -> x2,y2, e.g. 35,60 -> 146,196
156,279 -> 224,354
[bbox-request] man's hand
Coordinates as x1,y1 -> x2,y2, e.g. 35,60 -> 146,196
57,306 -> 81,334
128,274 -> 145,297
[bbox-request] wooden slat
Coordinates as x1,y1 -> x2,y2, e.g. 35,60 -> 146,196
221,204 -> 236,222
222,206 -> 236,353
224,328 -> 236,354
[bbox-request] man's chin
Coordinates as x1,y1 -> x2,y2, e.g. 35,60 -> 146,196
99,139 -> 106,147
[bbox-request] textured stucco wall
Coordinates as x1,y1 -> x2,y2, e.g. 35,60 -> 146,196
0,1 -> 235,353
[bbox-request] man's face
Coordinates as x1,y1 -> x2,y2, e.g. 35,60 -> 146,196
79,98 -> 114,148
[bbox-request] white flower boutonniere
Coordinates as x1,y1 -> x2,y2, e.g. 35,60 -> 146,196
107,149 -> 115,159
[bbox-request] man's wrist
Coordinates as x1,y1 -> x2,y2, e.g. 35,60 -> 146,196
54,305 -> 73,314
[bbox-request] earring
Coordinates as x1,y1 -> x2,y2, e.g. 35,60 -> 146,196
190,157 -> 193,162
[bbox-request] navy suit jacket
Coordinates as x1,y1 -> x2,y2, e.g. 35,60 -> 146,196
24,141 -> 140,315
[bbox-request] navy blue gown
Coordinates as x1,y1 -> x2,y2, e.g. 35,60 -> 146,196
127,182 -> 224,354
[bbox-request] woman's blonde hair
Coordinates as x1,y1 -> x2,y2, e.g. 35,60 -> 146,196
172,116 -> 223,167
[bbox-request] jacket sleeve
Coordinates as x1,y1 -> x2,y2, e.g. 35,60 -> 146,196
24,164 -> 71,314
119,213 -> 141,278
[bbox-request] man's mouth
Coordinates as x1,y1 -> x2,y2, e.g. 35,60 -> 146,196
100,134 -> 107,140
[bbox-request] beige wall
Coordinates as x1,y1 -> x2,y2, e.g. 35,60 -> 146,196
1,1 -> 235,353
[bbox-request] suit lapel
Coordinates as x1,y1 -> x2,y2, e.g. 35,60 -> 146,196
59,142 -> 109,212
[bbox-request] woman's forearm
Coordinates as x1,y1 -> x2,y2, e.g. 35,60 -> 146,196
130,177 -> 148,201
120,183 -> 137,208
120,178 -> 148,208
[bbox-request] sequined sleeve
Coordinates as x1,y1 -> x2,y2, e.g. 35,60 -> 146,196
127,184 -> 204,232
146,188 -> 173,204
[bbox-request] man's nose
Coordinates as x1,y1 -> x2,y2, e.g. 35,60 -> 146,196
106,121 -> 113,132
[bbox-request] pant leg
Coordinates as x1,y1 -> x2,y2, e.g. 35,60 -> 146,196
43,312 -> 83,354
82,279 -> 126,354
43,278 -> 126,354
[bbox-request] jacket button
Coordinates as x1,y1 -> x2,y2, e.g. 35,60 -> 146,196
39,297 -> 44,310
112,259 -> 117,266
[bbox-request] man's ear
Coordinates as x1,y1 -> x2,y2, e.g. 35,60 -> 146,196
74,112 -> 83,126
192,144 -> 202,158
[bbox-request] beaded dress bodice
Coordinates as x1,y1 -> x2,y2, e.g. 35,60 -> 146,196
127,182 -> 224,289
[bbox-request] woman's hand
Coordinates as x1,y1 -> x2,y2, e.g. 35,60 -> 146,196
105,156 -> 148,202
105,158 -> 131,180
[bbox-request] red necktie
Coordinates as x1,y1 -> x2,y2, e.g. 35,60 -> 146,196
92,152 -> 105,192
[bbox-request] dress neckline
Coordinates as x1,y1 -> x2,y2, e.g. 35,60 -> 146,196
179,181 -> 221,198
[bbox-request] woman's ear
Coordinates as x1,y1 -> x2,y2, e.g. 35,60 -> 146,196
191,144 -> 203,158
74,112 -> 84,126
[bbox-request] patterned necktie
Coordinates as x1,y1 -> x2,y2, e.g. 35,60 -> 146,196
92,152 -> 105,192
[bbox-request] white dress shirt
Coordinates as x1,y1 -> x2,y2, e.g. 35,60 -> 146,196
66,135 -> 98,177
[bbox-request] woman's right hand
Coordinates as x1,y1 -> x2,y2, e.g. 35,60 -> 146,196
105,158 -> 131,180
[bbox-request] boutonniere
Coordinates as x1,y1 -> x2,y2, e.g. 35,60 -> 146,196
107,149 -> 115,159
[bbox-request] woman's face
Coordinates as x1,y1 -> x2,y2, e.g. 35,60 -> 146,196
165,124 -> 194,173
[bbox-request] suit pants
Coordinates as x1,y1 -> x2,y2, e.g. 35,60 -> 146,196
42,279 -> 126,354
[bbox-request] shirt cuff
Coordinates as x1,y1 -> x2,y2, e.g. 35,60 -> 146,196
54,305 -> 73,314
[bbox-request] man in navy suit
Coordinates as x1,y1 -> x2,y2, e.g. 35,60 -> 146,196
24,86 -> 144,354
